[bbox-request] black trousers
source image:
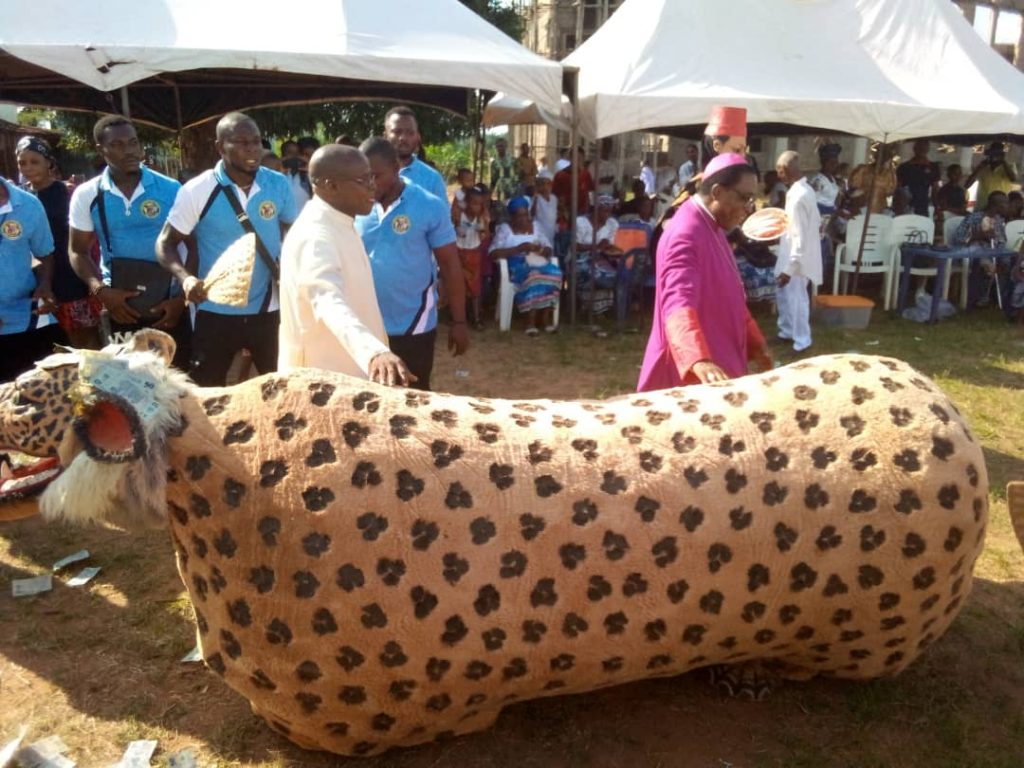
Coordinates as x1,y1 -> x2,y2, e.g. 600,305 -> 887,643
388,329 -> 437,391
0,325 -> 63,383
190,310 -> 279,387
110,312 -> 193,372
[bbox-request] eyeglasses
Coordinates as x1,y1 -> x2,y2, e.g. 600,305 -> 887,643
728,187 -> 757,206
338,174 -> 375,189
315,173 -> 375,189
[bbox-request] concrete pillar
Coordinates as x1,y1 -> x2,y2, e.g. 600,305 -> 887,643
770,137 -> 789,166
851,138 -> 868,167
1015,12 -> 1024,70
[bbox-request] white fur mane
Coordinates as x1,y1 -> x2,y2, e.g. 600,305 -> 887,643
40,348 -> 193,529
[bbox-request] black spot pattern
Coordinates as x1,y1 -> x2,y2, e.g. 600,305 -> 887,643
274,412 -> 308,441
305,439 -> 337,468
185,455 -> 211,481
356,512 -> 388,541
302,486 -> 335,512
342,421 -> 370,449
470,517 -> 497,545
635,496 -> 660,523
430,440 -> 463,469
223,421 -> 255,445
489,463 -> 515,490
396,470 -> 425,501
520,513 -> 546,540
572,499 -> 599,526
443,553 -> 470,584
351,461 -> 382,488
410,585 -> 439,619
446,482 -> 474,509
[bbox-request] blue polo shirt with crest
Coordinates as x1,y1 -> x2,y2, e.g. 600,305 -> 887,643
399,157 -> 448,202
355,182 -> 456,336
166,161 -> 297,316
68,165 -> 181,283
0,178 -> 55,335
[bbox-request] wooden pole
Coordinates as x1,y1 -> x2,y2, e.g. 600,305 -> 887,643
850,135 -> 887,295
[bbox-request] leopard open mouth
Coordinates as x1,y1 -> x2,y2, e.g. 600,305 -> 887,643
0,456 -> 63,504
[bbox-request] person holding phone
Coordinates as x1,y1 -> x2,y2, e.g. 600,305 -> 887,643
967,142 -> 1019,210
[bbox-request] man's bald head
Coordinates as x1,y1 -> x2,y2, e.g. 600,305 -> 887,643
309,144 -> 366,182
309,144 -> 376,217
216,111 -> 258,141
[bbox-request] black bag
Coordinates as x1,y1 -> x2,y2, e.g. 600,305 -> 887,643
91,192 -> 172,316
109,258 -> 173,317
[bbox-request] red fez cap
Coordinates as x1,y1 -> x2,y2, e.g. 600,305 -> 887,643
705,106 -> 747,137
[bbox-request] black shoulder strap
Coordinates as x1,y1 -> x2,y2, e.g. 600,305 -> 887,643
90,190 -> 113,254
217,183 -> 280,282
198,183 -> 223,222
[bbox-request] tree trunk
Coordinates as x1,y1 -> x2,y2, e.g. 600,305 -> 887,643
179,120 -> 219,174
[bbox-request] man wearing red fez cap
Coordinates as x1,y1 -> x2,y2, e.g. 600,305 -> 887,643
705,106 -> 747,148
638,153 -> 772,390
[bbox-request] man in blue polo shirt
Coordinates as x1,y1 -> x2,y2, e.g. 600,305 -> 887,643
0,176 -> 58,382
157,112 -> 297,386
69,115 -> 190,368
385,106 -> 449,202
355,137 -> 468,391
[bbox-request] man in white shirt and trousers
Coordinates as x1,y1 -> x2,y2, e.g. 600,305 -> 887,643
774,151 -> 822,353
278,144 -> 414,385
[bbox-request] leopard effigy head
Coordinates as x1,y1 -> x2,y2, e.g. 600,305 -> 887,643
0,330 -> 190,527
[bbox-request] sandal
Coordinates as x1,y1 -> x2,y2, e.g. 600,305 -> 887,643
544,325 -> 558,334
525,327 -> 539,337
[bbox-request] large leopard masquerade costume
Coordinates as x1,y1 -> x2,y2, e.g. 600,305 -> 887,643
0,331 -> 988,757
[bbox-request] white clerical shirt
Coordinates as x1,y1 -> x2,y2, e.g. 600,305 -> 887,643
278,195 -> 390,376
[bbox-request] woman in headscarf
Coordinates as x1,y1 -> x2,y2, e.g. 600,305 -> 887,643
15,136 -> 101,348
489,196 -> 562,335
575,194 -> 622,315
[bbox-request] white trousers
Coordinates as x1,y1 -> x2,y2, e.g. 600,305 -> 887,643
776,273 -> 812,351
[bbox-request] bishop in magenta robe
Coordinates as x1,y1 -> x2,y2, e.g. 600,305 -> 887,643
638,194 -> 767,391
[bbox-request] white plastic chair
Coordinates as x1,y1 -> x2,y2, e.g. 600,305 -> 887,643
495,257 -> 561,332
833,215 -> 895,310
888,214 -> 935,308
1005,219 -> 1024,251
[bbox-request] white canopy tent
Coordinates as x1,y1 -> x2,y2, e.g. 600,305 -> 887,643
564,0 -> 1024,142
0,0 -> 564,128
483,92 -> 573,133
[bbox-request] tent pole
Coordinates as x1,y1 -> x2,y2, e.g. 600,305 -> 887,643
173,81 -> 184,156
567,66 -> 579,326
119,86 -> 131,118
851,134 -> 887,295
